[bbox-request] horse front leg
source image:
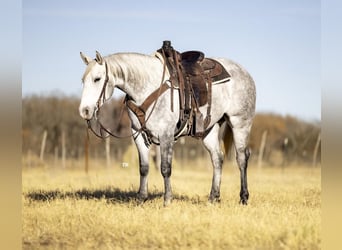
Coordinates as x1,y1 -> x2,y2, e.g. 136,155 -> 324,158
159,136 -> 174,206
203,124 -> 224,203
133,133 -> 150,202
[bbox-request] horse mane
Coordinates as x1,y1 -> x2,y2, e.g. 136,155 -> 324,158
105,52 -> 160,84
81,52 -> 162,85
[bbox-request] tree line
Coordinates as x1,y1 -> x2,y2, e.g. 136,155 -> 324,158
22,94 -> 320,167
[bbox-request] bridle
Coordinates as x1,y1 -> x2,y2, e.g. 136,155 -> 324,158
86,53 -> 168,144
95,61 -> 109,117
87,59 -> 126,138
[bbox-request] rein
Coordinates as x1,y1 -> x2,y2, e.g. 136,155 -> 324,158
88,53 -> 168,143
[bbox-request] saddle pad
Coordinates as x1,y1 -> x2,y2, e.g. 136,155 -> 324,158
192,58 -> 231,106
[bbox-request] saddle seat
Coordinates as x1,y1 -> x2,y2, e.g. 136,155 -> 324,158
181,51 -> 204,64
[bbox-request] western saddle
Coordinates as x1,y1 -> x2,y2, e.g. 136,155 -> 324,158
126,41 -> 230,142
158,41 -> 230,137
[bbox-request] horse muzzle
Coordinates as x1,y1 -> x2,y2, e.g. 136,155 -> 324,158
79,105 -> 96,120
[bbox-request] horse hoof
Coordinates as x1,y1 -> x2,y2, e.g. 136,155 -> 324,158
163,199 -> 172,207
239,199 -> 248,205
208,197 -> 221,203
137,192 -> 148,203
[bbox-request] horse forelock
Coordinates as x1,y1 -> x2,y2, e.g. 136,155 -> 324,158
81,61 -> 97,83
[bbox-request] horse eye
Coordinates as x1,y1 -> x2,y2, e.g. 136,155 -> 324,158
94,77 -> 101,83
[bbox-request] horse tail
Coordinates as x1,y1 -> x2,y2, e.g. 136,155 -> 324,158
220,121 -> 234,158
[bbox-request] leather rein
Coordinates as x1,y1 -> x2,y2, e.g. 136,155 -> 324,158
87,52 -> 168,143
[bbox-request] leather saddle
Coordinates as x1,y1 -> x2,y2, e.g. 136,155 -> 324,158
181,51 -> 230,106
158,41 -> 231,137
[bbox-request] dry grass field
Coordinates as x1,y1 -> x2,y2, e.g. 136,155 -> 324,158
22,160 -> 321,249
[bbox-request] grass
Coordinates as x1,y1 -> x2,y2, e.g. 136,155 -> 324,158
22,161 -> 321,249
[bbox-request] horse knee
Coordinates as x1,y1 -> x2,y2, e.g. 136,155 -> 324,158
139,164 -> 149,176
161,163 -> 171,178
159,140 -> 174,178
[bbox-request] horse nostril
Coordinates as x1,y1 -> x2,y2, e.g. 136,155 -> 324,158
81,106 -> 91,119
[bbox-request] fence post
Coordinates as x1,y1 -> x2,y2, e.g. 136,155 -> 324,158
40,130 -> 47,162
85,129 -> 89,174
54,146 -> 58,167
106,137 -> 111,168
61,130 -> 66,168
312,132 -> 321,166
258,130 -> 268,168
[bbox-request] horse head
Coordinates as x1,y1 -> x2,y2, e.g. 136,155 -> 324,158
79,51 -> 114,120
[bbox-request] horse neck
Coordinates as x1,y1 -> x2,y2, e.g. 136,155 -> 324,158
107,53 -> 165,105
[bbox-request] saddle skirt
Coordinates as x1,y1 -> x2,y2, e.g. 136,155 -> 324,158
181,51 -> 230,106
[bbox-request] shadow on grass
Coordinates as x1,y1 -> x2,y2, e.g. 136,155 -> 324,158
25,188 -> 163,204
25,188 -> 206,205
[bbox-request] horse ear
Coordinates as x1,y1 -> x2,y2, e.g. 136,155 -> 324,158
80,52 -> 92,65
95,51 -> 103,65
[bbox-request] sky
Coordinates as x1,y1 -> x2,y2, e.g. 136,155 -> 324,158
22,0 -> 321,121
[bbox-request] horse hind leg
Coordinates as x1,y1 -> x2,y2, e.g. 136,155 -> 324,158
236,146 -> 250,205
231,124 -> 252,205
203,124 -> 224,203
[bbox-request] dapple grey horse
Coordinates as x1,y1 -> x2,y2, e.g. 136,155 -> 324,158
79,50 -> 256,206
